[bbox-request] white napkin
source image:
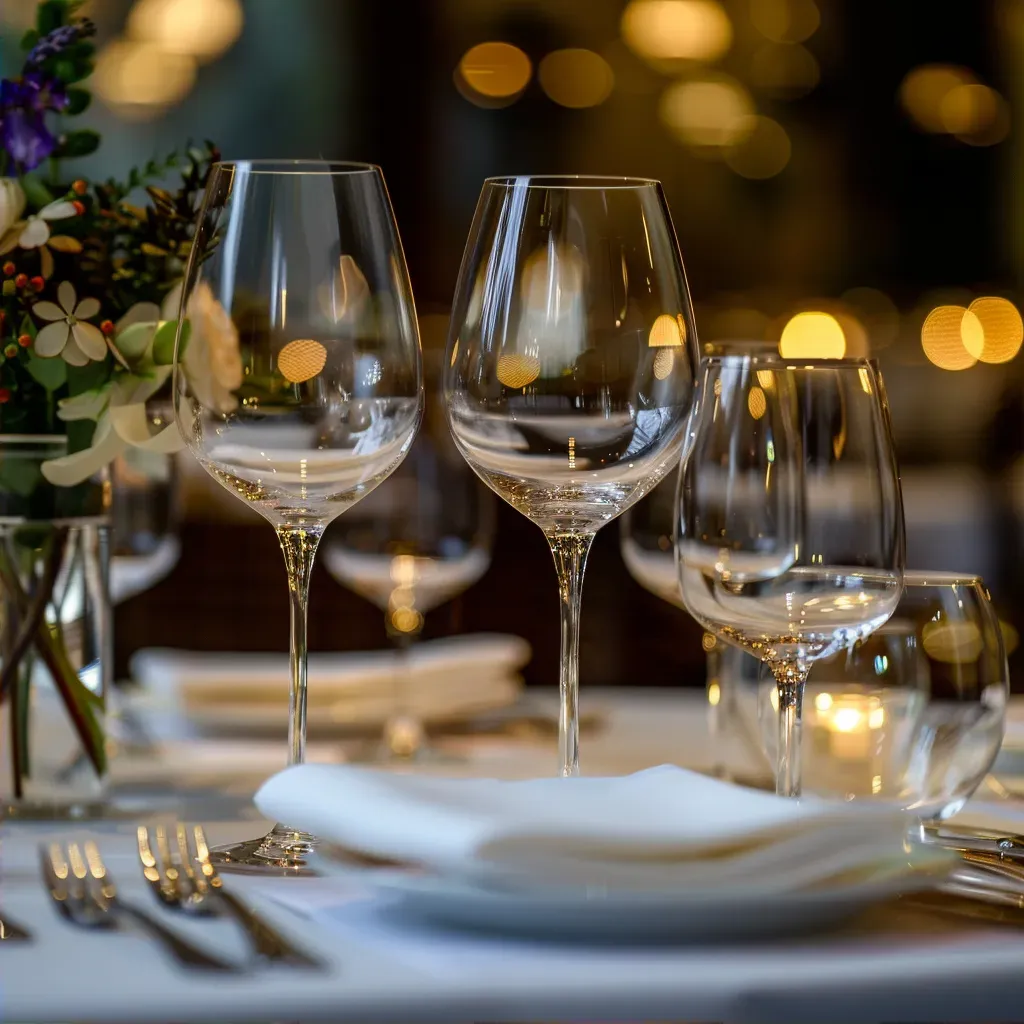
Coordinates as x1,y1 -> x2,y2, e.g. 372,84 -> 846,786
255,763 -> 913,892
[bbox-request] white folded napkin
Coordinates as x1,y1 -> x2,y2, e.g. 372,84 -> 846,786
255,763 -> 913,893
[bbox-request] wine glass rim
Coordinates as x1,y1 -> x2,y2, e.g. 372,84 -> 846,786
211,159 -> 382,176
483,174 -> 661,190
701,355 -> 878,370
904,569 -> 985,587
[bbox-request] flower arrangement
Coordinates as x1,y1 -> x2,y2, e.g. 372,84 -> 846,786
0,0 -> 218,800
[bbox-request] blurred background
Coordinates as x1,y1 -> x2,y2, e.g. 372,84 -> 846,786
3,0 -> 1022,689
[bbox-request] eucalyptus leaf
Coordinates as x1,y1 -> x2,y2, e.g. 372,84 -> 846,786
56,129 -> 100,158
65,87 -> 91,115
36,0 -> 64,35
0,455 -> 43,498
66,360 -> 108,397
20,173 -> 56,210
26,352 -> 67,392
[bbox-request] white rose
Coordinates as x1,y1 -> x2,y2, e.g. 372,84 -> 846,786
0,178 -> 27,239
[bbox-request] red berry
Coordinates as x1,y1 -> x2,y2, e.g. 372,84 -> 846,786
3,344 -> 17,359
29,276 -> 44,292
17,334 -> 31,348
2,262 -> 15,277
72,200 -> 85,215
100,319 -> 115,336
72,179 -> 88,195
14,274 -> 27,289
0,388 -> 11,404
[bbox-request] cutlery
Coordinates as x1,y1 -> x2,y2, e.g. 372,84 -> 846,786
138,823 -> 321,967
40,840 -> 240,971
0,910 -> 31,942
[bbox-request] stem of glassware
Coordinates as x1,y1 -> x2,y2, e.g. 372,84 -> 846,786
769,659 -> 808,798
547,532 -> 594,778
276,524 -> 323,767
383,623 -> 424,758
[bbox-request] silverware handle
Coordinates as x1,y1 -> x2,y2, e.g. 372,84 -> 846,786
116,903 -> 239,972
0,913 -> 32,942
217,889 -> 321,967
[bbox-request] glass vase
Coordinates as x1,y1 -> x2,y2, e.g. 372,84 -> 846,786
0,436 -> 111,818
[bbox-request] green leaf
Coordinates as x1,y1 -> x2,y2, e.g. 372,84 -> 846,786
0,453 -> 43,498
65,417 -> 95,455
152,319 -> 187,364
115,321 -> 157,362
20,29 -> 40,51
36,1 -> 67,35
53,57 -> 94,84
19,315 -> 36,339
66,360 -> 108,397
56,129 -> 100,159
20,173 -> 56,210
65,87 -> 91,115
26,353 -> 67,393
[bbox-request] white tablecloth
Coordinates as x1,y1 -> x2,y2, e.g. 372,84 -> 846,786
3,689 -> 1024,1024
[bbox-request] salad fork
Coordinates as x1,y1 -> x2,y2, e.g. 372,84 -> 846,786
40,840 -> 239,971
137,824 -> 321,967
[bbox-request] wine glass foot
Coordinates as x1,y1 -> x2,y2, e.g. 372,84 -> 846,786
346,738 -> 464,766
209,825 -> 319,875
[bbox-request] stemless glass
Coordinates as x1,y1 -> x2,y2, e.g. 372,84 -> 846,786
323,407 -> 495,760
676,356 -> 905,797
444,175 -> 699,776
173,160 -> 423,871
747,572 -> 1007,817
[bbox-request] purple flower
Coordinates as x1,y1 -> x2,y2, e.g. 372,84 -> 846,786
24,20 -> 96,69
0,75 -> 66,171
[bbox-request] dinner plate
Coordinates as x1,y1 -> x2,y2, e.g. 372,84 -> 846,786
320,851 -> 952,943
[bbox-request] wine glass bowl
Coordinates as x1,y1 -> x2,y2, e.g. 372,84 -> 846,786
676,356 -> 905,796
173,160 -> 422,870
445,175 -> 699,775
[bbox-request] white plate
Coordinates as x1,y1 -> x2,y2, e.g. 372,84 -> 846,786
323,853 -> 952,943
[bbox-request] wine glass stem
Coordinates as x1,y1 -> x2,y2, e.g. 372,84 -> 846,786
770,660 -> 808,798
277,525 -> 323,767
548,532 -> 594,778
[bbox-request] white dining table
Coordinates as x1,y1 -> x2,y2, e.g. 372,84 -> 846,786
3,687 -> 1024,1024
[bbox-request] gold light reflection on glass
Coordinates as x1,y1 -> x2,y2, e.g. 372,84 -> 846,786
1000,620 -> 1019,657
702,632 -> 717,651
779,311 -> 846,358
920,305 -> 978,371
749,42 -> 819,99
660,75 -> 754,148
457,42 -> 532,105
900,64 -> 975,133
756,369 -> 774,389
93,39 -> 196,119
750,0 -> 820,43
707,681 -> 721,706
963,297 -> 1023,363
539,49 -> 614,108
940,83 -> 1009,145
814,691 -> 833,712
497,353 -> 541,388
277,339 -> 327,384
127,0 -> 243,62
649,313 -> 685,346
450,340 -> 459,367
622,0 -> 733,63
653,348 -> 676,379
922,619 -> 984,663
747,384 -> 767,419
858,367 -> 872,394
724,115 -> 791,179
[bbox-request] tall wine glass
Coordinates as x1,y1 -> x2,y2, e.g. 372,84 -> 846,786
323,391 -> 495,759
444,175 -> 699,776
173,160 -> 423,871
676,356 -> 905,797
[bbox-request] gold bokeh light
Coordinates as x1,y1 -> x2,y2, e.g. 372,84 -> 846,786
749,42 -> 819,99
747,385 -> 767,419
93,39 -> 196,119
660,75 -> 754,148
941,83 -> 1010,146
725,115 -> 791,179
278,339 -> 327,384
649,313 -> 686,347
457,42 -> 532,105
653,348 -> 676,379
920,305 -> 978,371
964,297 -> 1024,364
497,353 -> 541,388
539,49 -> 615,108
750,0 -> 820,43
622,0 -> 733,63
127,0 -> 243,62
900,64 -> 975,133
779,311 -> 846,358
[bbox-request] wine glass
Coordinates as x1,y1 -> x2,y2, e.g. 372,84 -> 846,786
173,160 -> 423,872
676,356 -> 905,797
323,392 -> 495,760
444,175 -> 699,776
746,572 -> 1007,817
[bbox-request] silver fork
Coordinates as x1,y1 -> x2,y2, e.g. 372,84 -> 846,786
138,824 -> 321,967
40,840 -> 240,972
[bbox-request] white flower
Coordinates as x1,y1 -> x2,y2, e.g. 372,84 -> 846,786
182,281 -> 243,414
0,178 -> 26,239
0,199 -> 77,254
33,281 -> 105,365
